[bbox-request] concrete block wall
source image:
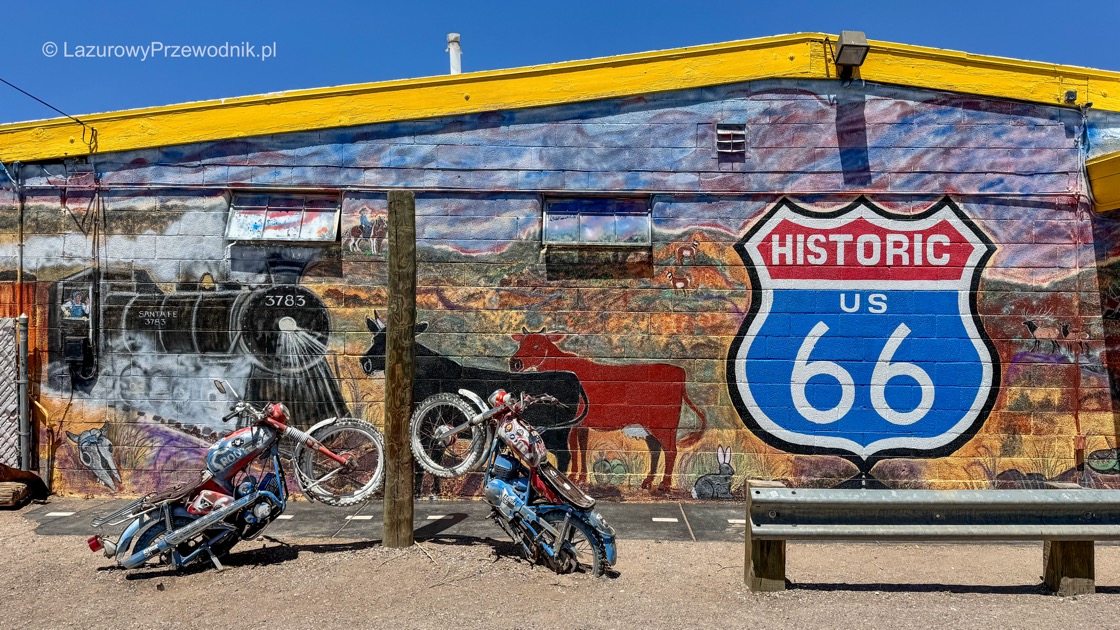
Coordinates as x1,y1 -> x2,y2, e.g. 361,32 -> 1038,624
4,78 -> 1120,497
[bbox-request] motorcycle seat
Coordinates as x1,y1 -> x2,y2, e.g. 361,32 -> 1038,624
537,462 -> 595,510
144,478 -> 201,506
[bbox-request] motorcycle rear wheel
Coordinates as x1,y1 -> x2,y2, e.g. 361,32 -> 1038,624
409,393 -> 489,478
540,511 -> 604,576
132,516 -> 238,569
295,417 -> 385,507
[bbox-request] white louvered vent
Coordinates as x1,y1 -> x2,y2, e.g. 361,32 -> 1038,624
715,123 -> 747,156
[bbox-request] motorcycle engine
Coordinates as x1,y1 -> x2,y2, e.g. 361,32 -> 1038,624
484,477 -> 526,520
491,454 -> 522,481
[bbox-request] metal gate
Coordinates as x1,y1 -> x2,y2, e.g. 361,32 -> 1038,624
0,318 -> 18,468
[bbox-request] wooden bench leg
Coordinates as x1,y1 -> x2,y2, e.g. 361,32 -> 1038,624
746,539 -> 787,592
1043,540 -> 1095,596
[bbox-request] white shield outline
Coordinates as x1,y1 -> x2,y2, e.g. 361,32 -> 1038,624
726,196 -> 999,460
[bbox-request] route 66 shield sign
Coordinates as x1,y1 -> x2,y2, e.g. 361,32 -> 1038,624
726,197 -> 999,462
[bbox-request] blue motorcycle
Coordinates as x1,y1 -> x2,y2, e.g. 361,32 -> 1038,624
410,389 -> 617,575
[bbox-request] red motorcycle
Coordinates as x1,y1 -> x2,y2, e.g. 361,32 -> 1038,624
88,379 -> 384,571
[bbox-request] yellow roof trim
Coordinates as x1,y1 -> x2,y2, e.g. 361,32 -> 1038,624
2,32 -> 1120,163
1088,152 -> 1120,212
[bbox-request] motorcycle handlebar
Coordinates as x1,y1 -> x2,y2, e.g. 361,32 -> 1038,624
512,392 -> 563,410
221,401 -> 265,423
484,392 -> 564,417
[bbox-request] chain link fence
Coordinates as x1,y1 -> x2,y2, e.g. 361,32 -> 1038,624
0,318 -> 18,468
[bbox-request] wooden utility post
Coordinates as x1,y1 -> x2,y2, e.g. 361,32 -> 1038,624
383,191 -> 417,548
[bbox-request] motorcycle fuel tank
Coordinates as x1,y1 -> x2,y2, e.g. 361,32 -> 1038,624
497,417 -> 547,467
206,426 -> 274,489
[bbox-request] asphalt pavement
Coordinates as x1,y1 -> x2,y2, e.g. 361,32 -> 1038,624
21,497 -> 749,543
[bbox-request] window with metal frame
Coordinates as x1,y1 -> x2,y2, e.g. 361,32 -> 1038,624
226,192 -> 341,242
543,197 -> 652,246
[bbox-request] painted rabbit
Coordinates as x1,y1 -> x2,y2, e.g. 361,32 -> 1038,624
691,445 -> 735,500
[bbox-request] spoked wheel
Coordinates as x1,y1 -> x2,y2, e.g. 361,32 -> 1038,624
296,418 -> 385,507
132,516 -> 238,569
409,393 -> 488,478
540,511 -> 604,576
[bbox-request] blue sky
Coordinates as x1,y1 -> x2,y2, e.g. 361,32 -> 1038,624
1,0 -> 1118,124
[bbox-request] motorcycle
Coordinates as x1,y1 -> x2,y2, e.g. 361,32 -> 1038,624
409,389 -> 617,575
87,379 -> 385,571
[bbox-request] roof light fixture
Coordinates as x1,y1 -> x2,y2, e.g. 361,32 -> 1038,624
833,30 -> 870,81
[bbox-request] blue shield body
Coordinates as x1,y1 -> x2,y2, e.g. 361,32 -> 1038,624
727,197 -> 998,460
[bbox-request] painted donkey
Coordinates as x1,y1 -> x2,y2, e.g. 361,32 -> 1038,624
360,314 -> 588,472
66,422 -> 122,492
510,328 -> 707,491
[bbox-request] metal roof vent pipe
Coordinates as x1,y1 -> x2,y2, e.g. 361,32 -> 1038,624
447,33 -> 462,75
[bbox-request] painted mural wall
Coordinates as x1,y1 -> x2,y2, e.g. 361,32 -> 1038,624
4,78 -> 1120,499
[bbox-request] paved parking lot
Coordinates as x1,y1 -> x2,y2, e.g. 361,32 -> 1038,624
24,497 -> 749,542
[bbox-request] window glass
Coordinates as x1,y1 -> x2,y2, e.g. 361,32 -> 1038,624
262,210 -> 302,240
226,209 -> 267,239
580,214 -> 616,243
615,214 -> 650,244
300,211 -> 338,240
543,197 -> 650,246
544,213 -> 580,243
227,193 -> 340,242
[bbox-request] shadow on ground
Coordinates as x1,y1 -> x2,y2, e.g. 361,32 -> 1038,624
116,537 -> 385,580
792,582 -> 1120,595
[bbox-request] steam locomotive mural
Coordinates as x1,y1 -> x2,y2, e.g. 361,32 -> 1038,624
48,267 -> 348,433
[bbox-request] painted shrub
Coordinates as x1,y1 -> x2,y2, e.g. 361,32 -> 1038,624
3,78 -> 1120,498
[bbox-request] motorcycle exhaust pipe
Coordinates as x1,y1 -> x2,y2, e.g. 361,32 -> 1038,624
119,491 -> 258,569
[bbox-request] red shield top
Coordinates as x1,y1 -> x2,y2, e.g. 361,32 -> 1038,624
745,201 -> 991,291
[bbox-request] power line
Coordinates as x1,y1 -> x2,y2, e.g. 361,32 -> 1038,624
0,75 -> 97,153
0,76 -> 88,128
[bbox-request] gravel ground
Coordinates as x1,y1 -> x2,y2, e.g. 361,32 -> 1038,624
3,507 -> 1120,629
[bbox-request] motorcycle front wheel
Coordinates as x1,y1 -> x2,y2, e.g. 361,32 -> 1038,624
541,511 -> 604,576
295,417 -> 385,507
409,393 -> 489,478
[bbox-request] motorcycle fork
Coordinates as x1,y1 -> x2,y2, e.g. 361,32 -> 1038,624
156,506 -> 184,571
161,505 -> 173,535
492,509 -> 536,561
542,513 -> 571,560
273,451 -> 289,504
484,449 -> 538,563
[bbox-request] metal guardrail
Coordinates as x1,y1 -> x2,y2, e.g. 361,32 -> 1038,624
744,482 -> 1120,595
749,487 -> 1120,542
